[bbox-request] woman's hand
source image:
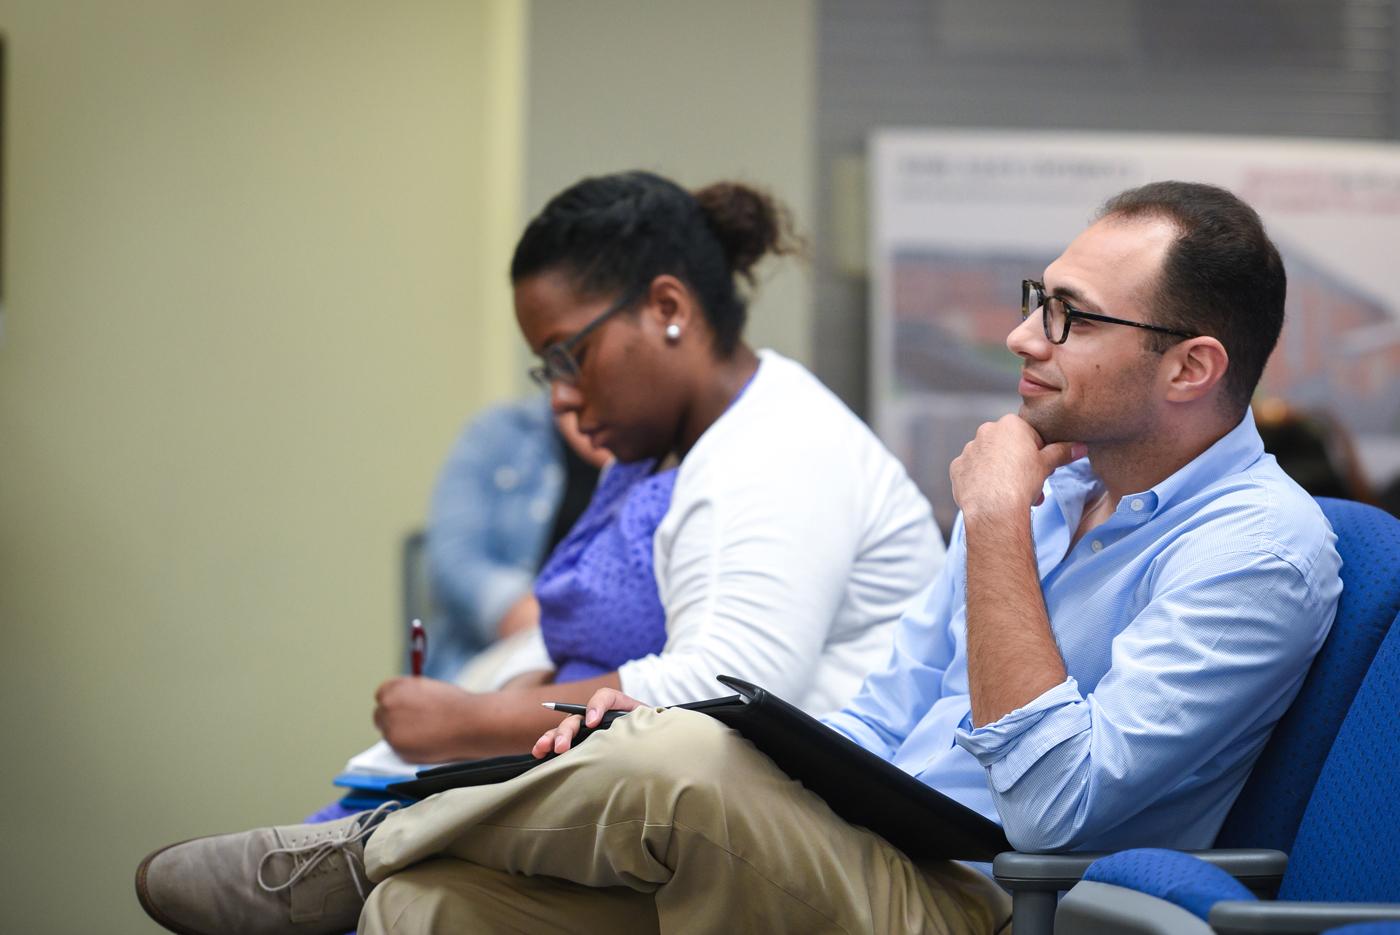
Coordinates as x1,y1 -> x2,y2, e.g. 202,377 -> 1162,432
373,677 -> 480,763
531,687 -> 644,758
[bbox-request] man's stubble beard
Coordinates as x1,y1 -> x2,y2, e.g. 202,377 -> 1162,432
1020,348 -> 1162,447
1019,398 -> 1075,445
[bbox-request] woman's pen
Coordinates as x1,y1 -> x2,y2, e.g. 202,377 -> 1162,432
410,618 -> 426,677
541,702 -> 628,727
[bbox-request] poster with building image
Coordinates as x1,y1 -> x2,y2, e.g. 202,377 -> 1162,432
871,129 -> 1400,532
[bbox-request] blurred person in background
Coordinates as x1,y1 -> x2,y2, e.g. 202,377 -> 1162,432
420,395 -> 607,682
1379,474 -> 1400,518
1253,397 -> 1376,504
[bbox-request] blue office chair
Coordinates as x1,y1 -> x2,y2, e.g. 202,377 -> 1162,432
1055,601 -> 1400,932
1215,498 -> 1400,852
993,498 -> 1400,935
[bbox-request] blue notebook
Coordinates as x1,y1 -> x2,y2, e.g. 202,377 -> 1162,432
333,771 -> 408,810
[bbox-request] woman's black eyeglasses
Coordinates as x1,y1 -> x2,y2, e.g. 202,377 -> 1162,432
528,284 -> 646,388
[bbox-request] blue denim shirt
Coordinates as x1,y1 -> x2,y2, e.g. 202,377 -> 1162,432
424,396 -> 563,678
824,410 -> 1342,853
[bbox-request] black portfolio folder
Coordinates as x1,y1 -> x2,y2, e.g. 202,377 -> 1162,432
387,675 -> 1010,861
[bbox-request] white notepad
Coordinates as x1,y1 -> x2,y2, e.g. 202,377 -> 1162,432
343,740 -> 450,778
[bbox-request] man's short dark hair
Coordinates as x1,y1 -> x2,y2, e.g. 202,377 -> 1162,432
1098,181 -> 1286,413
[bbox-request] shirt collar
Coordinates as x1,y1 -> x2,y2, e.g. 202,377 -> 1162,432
1045,408 -> 1265,521
1137,408 -> 1264,516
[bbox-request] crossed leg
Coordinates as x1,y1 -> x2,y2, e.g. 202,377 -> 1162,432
360,707 -> 1010,935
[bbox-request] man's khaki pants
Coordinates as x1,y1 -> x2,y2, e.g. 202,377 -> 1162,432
360,706 -> 1011,934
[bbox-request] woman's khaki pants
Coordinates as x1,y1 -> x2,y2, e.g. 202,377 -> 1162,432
361,706 -> 1010,934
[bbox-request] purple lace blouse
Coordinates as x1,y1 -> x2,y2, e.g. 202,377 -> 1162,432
534,458 -> 678,683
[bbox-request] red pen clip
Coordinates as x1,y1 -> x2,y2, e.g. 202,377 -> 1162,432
410,618 -> 426,677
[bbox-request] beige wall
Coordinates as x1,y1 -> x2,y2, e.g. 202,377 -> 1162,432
524,0 -> 816,364
0,1 -> 816,929
0,2 -> 523,931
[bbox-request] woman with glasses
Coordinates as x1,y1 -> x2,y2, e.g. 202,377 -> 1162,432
370,170 -> 943,765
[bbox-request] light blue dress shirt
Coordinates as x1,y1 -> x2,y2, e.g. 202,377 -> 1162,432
824,410 -> 1342,853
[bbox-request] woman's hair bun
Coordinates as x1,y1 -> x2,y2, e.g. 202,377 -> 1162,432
512,171 -> 803,356
692,182 -> 802,283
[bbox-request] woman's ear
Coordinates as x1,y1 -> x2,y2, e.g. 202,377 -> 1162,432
644,274 -> 698,341
1164,336 -> 1229,404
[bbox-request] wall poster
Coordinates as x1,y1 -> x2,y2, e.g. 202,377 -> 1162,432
871,129 -> 1400,532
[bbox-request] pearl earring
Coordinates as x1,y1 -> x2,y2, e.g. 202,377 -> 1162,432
665,323 -> 682,342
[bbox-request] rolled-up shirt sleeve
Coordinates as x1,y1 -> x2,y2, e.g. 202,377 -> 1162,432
954,547 -> 1334,853
954,677 -> 1087,788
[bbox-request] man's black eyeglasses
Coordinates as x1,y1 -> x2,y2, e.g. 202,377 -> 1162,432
528,284 -> 646,388
1021,279 -> 1197,345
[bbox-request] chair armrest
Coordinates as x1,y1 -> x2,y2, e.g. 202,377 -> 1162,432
995,849 -> 1289,935
1056,880 -> 1215,935
993,851 -> 1107,891
1194,850 -> 1289,897
993,849 -> 1287,895
1209,899 -> 1400,934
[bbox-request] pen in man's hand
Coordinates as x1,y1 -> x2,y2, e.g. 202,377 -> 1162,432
541,702 -> 628,727
410,618 -> 426,677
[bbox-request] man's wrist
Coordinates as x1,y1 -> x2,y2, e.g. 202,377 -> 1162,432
961,498 -> 1033,528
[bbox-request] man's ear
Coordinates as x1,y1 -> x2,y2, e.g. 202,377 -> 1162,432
1164,336 -> 1229,403
644,274 -> 698,335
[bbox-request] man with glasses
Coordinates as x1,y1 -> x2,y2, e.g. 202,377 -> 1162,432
133,182 -> 1342,935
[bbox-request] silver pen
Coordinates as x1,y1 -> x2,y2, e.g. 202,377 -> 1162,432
541,702 -> 627,727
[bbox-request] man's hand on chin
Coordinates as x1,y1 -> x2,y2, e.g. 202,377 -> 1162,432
951,414 -> 1085,518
